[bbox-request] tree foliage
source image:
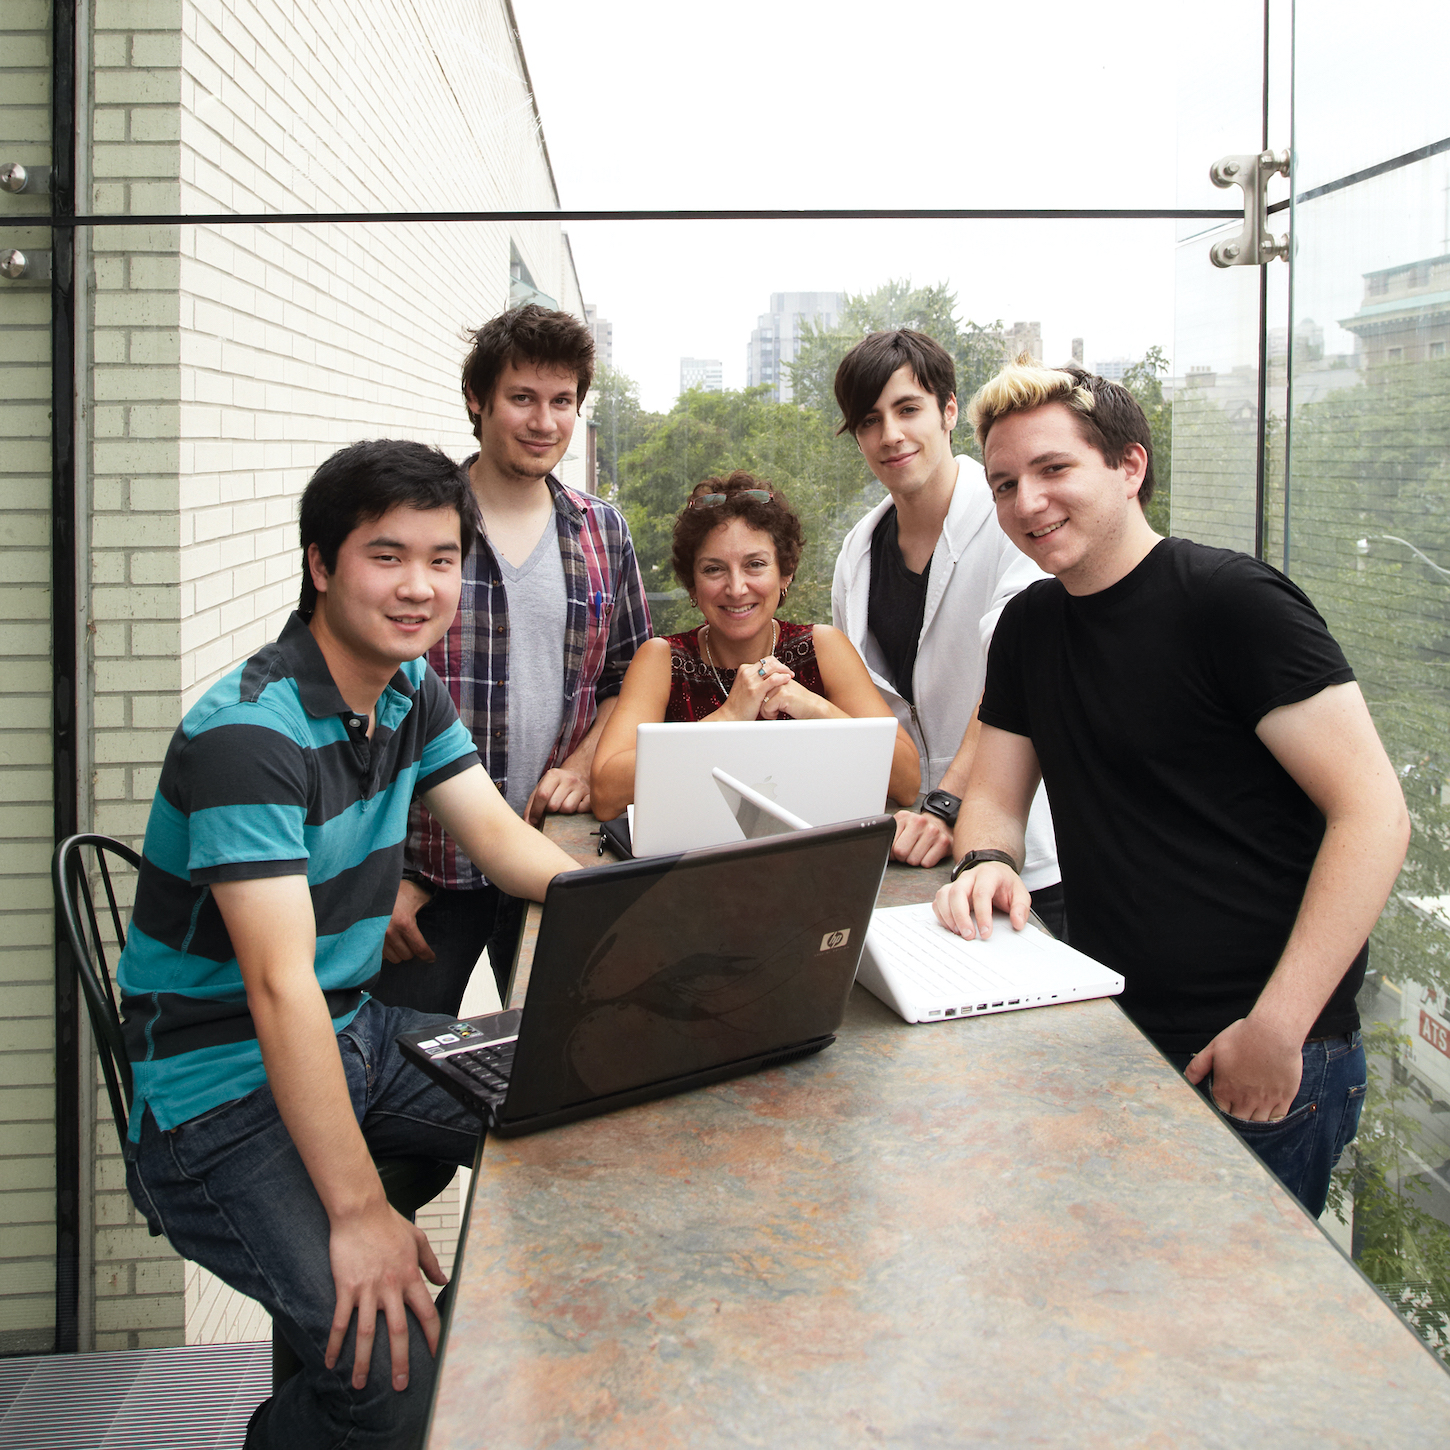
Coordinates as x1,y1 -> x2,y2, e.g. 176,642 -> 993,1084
1271,357 -> 1450,998
1119,345 -> 1173,537
613,385 -> 876,636
590,365 -> 655,502
1327,1024 -> 1450,1361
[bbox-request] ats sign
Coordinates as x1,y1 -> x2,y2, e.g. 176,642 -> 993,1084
1419,1009 -> 1450,1059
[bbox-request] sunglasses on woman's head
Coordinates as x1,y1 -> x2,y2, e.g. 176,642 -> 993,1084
687,489 -> 774,508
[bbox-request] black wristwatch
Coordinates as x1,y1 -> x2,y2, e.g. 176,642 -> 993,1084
950,848 -> 1020,881
919,789 -> 962,828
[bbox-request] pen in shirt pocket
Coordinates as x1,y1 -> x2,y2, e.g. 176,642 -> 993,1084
591,590 -> 611,618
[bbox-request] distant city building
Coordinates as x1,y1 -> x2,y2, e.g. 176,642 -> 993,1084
1168,340 -> 1359,413
1002,320 -> 1043,364
1341,252 -> 1450,370
680,357 -> 723,394
585,304 -> 613,370
1094,357 -> 1132,381
746,291 -> 845,403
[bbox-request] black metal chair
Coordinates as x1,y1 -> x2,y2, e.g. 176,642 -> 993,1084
52,833 -> 456,1387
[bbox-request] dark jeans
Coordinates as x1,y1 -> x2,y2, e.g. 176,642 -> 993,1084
1028,881 -> 1067,942
125,999 -> 482,1450
371,883 -> 524,1018
1165,1031 -> 1367,1219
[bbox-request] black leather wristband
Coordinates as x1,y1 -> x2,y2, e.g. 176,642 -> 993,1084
919,789 -> 961,828
950,848 -> 1019,881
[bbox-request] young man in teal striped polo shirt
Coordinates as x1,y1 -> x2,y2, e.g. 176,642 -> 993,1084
118,440 -> 580,1449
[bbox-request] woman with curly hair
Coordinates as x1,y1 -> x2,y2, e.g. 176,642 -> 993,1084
591,471 -> 919,819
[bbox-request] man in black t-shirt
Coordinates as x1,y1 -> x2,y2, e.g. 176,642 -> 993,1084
933,359 -> 1409,1217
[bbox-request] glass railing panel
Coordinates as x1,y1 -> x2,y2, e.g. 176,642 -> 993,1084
1285,142 -> 1450,1356
74,213 -> 1184,1361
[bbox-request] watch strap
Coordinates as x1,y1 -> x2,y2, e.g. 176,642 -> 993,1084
950,848 -> 1020,881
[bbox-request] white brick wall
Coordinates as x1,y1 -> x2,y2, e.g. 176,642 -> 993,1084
81,0 -> 583,1348
0,0 -> 62,1358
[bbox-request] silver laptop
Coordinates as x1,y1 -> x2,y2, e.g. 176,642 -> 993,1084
857,903 -> 1125,1024
711,767 -> 810,839
630,717 -> 896,857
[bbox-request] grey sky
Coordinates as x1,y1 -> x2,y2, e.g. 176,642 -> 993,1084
508,0 -> 1223,410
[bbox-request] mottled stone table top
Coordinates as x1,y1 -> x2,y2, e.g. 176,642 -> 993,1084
429,815 -> 1450,1447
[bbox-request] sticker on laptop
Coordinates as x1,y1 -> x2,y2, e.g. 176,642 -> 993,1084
819,928 -> 851,952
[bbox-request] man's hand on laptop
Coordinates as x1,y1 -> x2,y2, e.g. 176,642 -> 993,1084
383,879 -> 435,964
325,1194 -> 447,1393
526,765 -> 591,826
891,809 -> 953,867
933,861 -> 1031,941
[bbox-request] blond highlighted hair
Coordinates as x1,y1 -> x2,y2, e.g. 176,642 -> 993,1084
967,356 -> 1156,504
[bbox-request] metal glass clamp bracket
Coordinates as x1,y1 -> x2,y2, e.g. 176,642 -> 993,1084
1,162 -> 52,196
1,249 -> 52,282
1207,150 -> 1290,267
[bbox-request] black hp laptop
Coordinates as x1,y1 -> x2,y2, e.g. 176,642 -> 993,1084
397,815 -> 894,1135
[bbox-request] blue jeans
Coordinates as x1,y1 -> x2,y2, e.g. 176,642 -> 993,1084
125,998 -> 482,1450
1166,1031 -> 1367,1219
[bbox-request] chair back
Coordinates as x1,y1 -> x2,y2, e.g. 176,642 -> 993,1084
53,834 -> 143,1145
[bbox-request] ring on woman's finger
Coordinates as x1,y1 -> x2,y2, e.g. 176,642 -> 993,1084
757,660 -> 768,677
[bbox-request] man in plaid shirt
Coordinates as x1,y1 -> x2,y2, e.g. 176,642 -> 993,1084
374,306 -> 650,1016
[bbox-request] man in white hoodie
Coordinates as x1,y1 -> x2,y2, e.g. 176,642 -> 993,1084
830,329 -> 1063,934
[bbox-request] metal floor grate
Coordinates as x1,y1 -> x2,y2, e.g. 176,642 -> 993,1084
0,1341 -> 270,1450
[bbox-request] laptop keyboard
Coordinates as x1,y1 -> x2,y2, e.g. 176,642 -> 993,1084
445,1039 -> 516,1102
870,911 -> 1023,1009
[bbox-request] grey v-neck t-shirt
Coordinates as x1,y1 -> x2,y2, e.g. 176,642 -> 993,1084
497,524 -> 567,819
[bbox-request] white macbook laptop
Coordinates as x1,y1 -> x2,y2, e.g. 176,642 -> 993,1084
857,903 -> 1125,1024
707,771 -> 1125,1026
630,717 -> 896,858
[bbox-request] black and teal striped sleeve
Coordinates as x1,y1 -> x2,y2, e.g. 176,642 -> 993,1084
414,662 -> 481,796
171,706 -> 312,884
